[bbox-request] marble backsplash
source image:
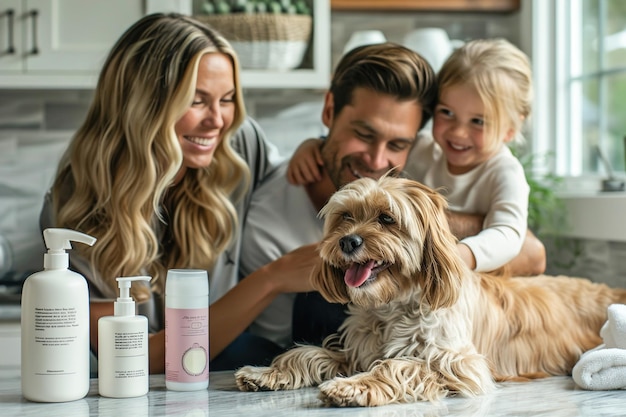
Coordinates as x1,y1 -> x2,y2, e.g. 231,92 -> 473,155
543,237 -> 626,288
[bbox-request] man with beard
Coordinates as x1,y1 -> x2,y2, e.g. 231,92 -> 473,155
238,43 -> 546,359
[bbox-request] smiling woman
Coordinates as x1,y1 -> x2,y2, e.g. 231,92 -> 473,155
174,53 -> 236,175
38,12 -> 319,374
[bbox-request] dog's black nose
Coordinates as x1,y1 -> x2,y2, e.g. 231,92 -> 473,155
340,234 -> 363,254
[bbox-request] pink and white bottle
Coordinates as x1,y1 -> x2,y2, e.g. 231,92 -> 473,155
165,269 -> 209,391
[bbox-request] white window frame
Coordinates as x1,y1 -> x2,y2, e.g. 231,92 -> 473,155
532,0 -> 626,190
531,0 -> 626,242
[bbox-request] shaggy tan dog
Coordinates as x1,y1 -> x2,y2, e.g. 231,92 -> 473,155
235,176 -> 626,407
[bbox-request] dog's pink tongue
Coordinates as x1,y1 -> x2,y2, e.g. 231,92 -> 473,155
344,260 -> 376,288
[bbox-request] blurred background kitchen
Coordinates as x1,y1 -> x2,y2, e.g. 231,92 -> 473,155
1,0 -> 625,375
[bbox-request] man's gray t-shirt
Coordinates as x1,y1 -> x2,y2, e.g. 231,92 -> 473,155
239,161 -> 323,347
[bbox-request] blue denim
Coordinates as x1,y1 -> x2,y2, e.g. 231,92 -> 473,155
292,291 -> 348,346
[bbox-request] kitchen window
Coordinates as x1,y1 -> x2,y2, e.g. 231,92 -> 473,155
532,0 -> 626,187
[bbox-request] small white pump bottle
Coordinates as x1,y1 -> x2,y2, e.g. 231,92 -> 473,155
21,228 -> 97,403
98,276 -> 150,398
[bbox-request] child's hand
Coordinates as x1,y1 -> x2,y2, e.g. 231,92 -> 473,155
287,137 -> 324,185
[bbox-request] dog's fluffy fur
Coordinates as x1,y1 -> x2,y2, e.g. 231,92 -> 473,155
235,176 -> 626,407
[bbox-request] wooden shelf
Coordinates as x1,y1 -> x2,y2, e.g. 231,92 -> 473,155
331,0 -> 520,12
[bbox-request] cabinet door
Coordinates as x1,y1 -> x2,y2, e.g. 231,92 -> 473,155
0,0 -> 23,71
25,0 -> 144,72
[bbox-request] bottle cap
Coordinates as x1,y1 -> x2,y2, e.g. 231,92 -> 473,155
165,269 -> 208,297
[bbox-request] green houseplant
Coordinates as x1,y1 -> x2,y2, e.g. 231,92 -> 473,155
512,144 -> 587,270
197,0 -> 311,15
510,144 -> 567,237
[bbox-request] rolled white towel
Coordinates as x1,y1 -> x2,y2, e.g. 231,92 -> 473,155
572,347 -> 626,390
602,304 -> 626,349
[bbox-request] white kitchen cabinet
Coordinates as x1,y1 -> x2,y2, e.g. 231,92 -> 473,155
0,0 -> 145,88
0,0 -> 330,89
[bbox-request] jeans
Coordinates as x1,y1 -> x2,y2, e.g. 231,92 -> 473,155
210,332 -> 285,371
292,291 -> 348,346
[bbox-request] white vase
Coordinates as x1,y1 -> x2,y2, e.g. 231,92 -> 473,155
343,30 -> 387,55
403,28 -> 464,73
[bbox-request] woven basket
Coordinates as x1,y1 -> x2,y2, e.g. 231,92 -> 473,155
197,14 -> 312,70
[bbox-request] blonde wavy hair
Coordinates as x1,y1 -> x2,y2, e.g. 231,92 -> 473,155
51,13 -> 250,300
438,38 -> 533,151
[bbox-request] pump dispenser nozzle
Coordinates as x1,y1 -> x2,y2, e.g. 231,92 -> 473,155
114,276 -> 151,317
43,228 -> 97,270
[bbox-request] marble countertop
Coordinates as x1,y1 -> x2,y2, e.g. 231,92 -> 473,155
2,371 -> 626,416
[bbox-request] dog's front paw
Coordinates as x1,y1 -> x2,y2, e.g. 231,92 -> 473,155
235,366 -> 294,392
318,378 -> 373,407
235,366 -> 269,391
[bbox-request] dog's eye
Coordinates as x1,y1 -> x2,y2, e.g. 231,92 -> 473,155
342,212 -> 353,221
378,213 -> 395,225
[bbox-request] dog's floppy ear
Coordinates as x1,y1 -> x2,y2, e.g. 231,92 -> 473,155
404,180 -> 465,310
311,258 -> 350,304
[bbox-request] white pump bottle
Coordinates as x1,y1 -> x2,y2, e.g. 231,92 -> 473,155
21,228 -> 96,403
98,276 -> 150,398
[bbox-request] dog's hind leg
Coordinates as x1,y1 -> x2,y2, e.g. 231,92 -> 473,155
235,345 -> 348,392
